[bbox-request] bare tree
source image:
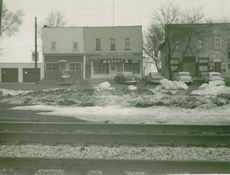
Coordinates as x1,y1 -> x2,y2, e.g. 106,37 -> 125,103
143,24 -> 164,73
0,4 -> 24,38
44,11 -> 67,27
151,3 -> 208,79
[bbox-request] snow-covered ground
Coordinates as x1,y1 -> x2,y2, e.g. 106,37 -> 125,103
1,80 -> 230,125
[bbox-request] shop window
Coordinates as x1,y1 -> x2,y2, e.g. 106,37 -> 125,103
198,39 -> 203,49
198,58 -> 209,75
124,62 -> 140,73
199,65 -> 208,71
125,38 -> 131,50
69,62 -> 82,71
110,39 -> 116,50
96,39 -> 101,50
94,62 -> 109,74
46,63 -> 58,71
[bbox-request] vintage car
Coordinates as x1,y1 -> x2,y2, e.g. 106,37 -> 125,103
203,72 -> 225,83
58,71 -> 73,86
173,72 -> 193,85
145,72 -> 165,84
114,72 -> 138,84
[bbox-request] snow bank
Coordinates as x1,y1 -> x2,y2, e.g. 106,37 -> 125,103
0,89 -> 32,96
94,82 -> 115,91
191,80 -> 230,95
128,85 -> 137,91
150,79 -> 188,95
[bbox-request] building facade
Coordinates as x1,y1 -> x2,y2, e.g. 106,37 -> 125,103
161,23 -> 230,80
42,26 -> 143,80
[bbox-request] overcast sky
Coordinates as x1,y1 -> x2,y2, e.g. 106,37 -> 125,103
1,0 -> 230,62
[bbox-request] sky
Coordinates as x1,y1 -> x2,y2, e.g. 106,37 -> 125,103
1,0 -> 230,63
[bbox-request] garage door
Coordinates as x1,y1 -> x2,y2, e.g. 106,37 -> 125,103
23,68 -> 40,82
1,68 -> 18,82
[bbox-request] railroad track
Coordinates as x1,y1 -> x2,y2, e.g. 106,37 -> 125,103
0,121 -> 230,174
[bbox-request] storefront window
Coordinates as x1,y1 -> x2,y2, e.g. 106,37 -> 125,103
124,62 -> 140,73
94,62 -> 109,74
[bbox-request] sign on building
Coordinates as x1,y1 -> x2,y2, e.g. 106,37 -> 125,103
32,52 -> 39,61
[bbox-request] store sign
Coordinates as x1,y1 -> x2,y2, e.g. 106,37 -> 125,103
102,59 -> 125,63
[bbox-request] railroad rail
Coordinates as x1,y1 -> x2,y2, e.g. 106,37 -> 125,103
0,121 -> 230,174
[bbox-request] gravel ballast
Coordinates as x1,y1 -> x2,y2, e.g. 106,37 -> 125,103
0,144 -> 229,161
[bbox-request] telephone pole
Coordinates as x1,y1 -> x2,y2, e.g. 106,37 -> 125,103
35,17 -> 38,84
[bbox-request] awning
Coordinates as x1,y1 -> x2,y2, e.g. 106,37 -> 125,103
89,55 -> 144,61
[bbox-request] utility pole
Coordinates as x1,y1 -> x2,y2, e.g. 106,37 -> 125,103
113,0 -> 114,26
0,0 -> 3,35
35,17 -> 38,84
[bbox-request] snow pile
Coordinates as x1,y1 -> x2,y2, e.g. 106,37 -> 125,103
0,89 -> 32,96
94,82 -> 115,91
150,79 -> 188,95
128,85 -> 137,91
191,80 -> 230,95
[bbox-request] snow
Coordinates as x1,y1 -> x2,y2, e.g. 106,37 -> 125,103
1,80 -> 230,125
0,89 -> 32,96
191,80 -> 230,95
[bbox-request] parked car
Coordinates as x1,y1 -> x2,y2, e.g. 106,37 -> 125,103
114,72 -> 138,84
58,71 -> 73,86
173,72 -> 193,84
145,72 -> 165,84
203,72 -> 225,83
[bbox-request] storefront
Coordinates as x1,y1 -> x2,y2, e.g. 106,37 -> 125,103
89,55 -> 143,79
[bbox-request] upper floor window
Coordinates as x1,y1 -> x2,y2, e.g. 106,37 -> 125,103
96,39 -> 101,50
214,38 -> 221,50
73,42 -> 78,50
175,39 -> 180,49
51,42 -> 56,50
110,39 -> 116,50
198,39 -> 203,49
125,38 -> 131,50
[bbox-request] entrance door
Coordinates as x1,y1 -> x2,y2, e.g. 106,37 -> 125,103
215,62 -> 221,73
1,68 -> 18,82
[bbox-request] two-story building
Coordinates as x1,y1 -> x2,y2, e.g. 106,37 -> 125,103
42,26 -> 143,80
161,23 -> 230,81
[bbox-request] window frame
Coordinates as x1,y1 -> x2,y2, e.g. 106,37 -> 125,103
175,39 -> 180,50
69,62 -> 82,71
51,42 -> 56,50
73,42 -> 78,50
214,38 -> 221,50
110,38 -> 116,50
198,39 -> 203,49
45,62 -> 58,71
96,38 -> 101,51
170,58 -> 180,72
93,61 -> 109,74
125,38 -> 131,50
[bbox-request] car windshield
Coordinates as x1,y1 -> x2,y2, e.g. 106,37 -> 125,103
211,74 -> 221,76
179,73 -> 190,76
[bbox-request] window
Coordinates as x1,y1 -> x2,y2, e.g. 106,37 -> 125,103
198,39 -> 203,49
199,65 -> 208,71
69,62 -> 82,71
94,62 -> 109,74
110,39 -> 116,50
73,42 -> 78,50
175,39 -> 180,49
51,42 -> 56,50
124,62 -> 140,73
125,38 -> 130,50
228,39 -> 230,49
214,38 -> 221,49
46,63 -> 58,71
170,58 -> 180,72
96,39 -> 101,50
198,59 -> 208,63
198,58 -> 209,74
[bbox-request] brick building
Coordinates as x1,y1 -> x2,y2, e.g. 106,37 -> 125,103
42,26 -> 143,80
161,23 -> 230,80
